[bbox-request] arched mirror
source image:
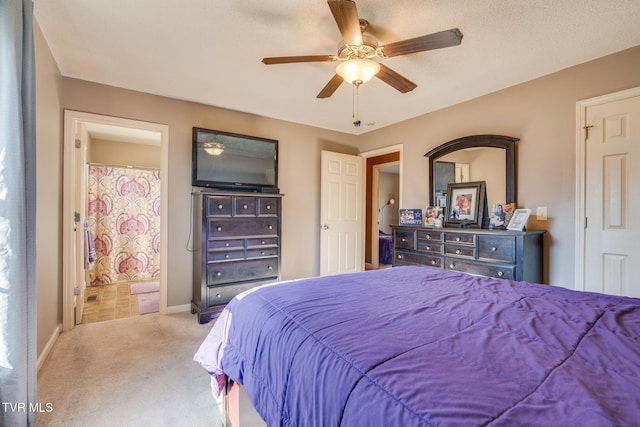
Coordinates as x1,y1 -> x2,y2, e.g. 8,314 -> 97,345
424,135 -> 518,209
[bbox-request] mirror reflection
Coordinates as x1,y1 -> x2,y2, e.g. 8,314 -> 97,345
434,148 -> 505,208
425,135 -> 518,220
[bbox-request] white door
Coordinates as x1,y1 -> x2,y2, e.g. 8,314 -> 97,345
584,91 -> 640,297
320,150 -> 364,276
73,123 -> 89,324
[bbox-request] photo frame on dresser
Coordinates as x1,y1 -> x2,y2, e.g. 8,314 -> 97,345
445,181 -> 486,228
507,208 -> 532,231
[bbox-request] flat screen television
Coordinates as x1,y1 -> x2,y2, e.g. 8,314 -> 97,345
192,127 -> 278,191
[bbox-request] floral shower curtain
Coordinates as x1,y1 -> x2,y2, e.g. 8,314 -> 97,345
87,165 -> 161,285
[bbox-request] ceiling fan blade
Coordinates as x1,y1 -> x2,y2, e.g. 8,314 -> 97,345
375,64 -> 417,93
317,74 -> 344,98
381,28 -> 463,57
327,0 -> 362,46
262,55 -> 336,65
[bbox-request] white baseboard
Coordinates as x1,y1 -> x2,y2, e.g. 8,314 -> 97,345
167,303 -> 191,314
37,324 -> 61,372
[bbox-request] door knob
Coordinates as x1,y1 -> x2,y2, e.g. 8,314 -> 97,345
322,224 -> 329,230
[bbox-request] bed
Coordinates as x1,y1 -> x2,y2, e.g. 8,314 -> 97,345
194,265 -> 640,426
378,230 -> 393,265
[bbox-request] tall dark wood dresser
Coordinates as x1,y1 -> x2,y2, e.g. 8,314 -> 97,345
191,190 -> 283,323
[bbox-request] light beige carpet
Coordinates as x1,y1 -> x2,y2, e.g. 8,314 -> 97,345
36,312 -> 223,427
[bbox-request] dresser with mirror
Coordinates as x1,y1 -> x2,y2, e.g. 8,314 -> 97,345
392,135 -> 546,283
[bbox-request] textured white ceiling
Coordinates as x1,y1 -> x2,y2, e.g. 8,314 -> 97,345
34,0 -> 640,135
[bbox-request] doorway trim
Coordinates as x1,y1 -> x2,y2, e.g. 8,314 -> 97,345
574,86 -> 640,291
360,144 -> 403,268
62,110 -> 169,331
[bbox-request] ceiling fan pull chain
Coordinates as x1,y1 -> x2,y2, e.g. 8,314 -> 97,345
352,84 -> 356,119
352,81 -> 361,127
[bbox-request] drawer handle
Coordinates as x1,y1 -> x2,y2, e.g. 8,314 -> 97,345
397,254 -> 403,259
267,265 -> 273,270
215,293 -> 221,298
426,234 -> 431,239
261,251 -> 265,255
492,247 -> 497,252
217,226 -> 222,232
401,238 -> 407,242
215,272 -> 222,277
497,271 -> 504,277
426,246 -> 431,251
266,205 -> 271,210
455,237 -> 461,242
455,249 -> 461,255
449,263 -> 455,268
218,204 -> 223,209
431,260 -> 436,265
225,242 -> 229,247
261,240 -> 266,244
224,254 -> 230,259
243,204 -> 248,209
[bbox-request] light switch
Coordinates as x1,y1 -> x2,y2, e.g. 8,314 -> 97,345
536,207 -> 547,221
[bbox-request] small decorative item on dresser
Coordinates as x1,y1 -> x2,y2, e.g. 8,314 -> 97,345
425,206 -> 443,226
507,208 -> 532,231
399,209 -> 423,225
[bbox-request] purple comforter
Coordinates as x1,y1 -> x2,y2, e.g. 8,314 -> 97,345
194,266 -> 640,426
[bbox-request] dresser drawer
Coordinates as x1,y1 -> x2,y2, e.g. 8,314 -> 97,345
247,237 -> 278,247
259,198 -> 279,216
206,195 -> 232,217
207,239 -> 244,250
247,247 -> 278,258
417,230 -> 443,242
394,251 -> 442,267
394,230 -> 415,250
417,240 -> 443,255
206,281 -> 267,306
445,259 -> 515,280
207,258 -> 279,286
207,248 -> 245,262
445,244 -> 475,258
445,232 -> 476,245
235,197 -> 257,216
208,218 -> 278,237
478,235 -> 515,262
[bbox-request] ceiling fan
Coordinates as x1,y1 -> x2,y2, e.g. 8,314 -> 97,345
262,0 -> 463,98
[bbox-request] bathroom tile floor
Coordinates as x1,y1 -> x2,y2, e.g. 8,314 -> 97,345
81,282 -> 140,324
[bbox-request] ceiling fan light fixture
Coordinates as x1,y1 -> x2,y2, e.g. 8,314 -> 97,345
203,142 -> 224,156
336,58 -> 380,85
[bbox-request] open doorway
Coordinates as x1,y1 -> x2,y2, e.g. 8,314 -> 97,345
62,111 -> 169,331
376,164 -> 399,267
361,146 -> 402,270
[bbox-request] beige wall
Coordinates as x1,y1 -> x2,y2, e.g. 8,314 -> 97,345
90,139 -> 161,169
34,23 -> 63,356
358,45 -> 640,288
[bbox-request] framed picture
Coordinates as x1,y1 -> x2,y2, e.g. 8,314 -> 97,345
399,209 -> 423,225
445,181 -> 486,228
507,208 -> 532,231
489,202 -> 516,229
424,206 -> 443,226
